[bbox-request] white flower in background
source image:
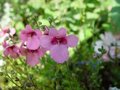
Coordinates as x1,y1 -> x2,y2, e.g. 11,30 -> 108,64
109,87 -> 120,90
100,32 -> 116,46
116,41 -> 120,58
109,46 -> 116,59
94,40 -> 104,54
94,32 -> 116,54
94,32 -> 120,60
116,46 -> 120,58
117,41 -> 120,46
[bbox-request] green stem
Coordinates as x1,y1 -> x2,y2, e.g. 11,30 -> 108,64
4,64 -> 21,88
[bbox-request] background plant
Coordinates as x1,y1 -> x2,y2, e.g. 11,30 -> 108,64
0,0 -> 120,90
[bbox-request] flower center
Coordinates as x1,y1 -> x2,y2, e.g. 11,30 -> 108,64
9,45 -> 15,49
28,49 -> 38,53
28,31 -> 36,37
51,37 -> 67,45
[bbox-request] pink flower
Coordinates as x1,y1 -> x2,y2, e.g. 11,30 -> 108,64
3,43 -> 20,59
0,27 -> 16,45
20,25 -> 42,50
0,27 -> 16,37
40,27 -> 78,63
102,53 -> 110,62
2,41 -> 9,48
20,44 -> 46,67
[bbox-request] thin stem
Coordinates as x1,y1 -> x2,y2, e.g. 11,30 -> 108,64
4,64 -> 21,88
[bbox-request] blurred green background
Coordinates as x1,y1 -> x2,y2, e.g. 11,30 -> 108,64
0,0 -> 120,90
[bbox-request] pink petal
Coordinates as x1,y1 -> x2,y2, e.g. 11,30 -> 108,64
13,46 -> 20,54
3,46 -> 19,58
35,29 -> 42,39
26,36 -> 40,50
26,25 -> 32,31
37,48 -> 46,57
20,47 -> 27,56
2,27 -> 9,33
67,35 -> 78,47
39,35 -> 52,50
10,46 -> 19,58
4,48 -> 9,56
20,30 -> 28,41
10,28 -> 16,36
0,31 -> 4,36
50,45 -> 69,63
49,28 -> 58,36
58,28 -> 66,37
19,43 -> 27,56
10,52 -> 19,59
26,52 -> 39,67
2,41 -> 9,48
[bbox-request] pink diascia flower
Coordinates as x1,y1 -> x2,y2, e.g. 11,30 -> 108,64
3,42 -> 20,59
0,27 -> 16,45
20,44 -> 46,67
0,27 -> 16,37
2,41 -> 9,48
40,27 -> 78,63
20,25 -> 42,50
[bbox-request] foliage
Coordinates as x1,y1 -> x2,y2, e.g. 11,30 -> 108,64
0,0 -> 120,90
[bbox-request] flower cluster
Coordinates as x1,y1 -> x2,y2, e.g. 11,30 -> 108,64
1,25 -> 78,66
94,32 -> 120,61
